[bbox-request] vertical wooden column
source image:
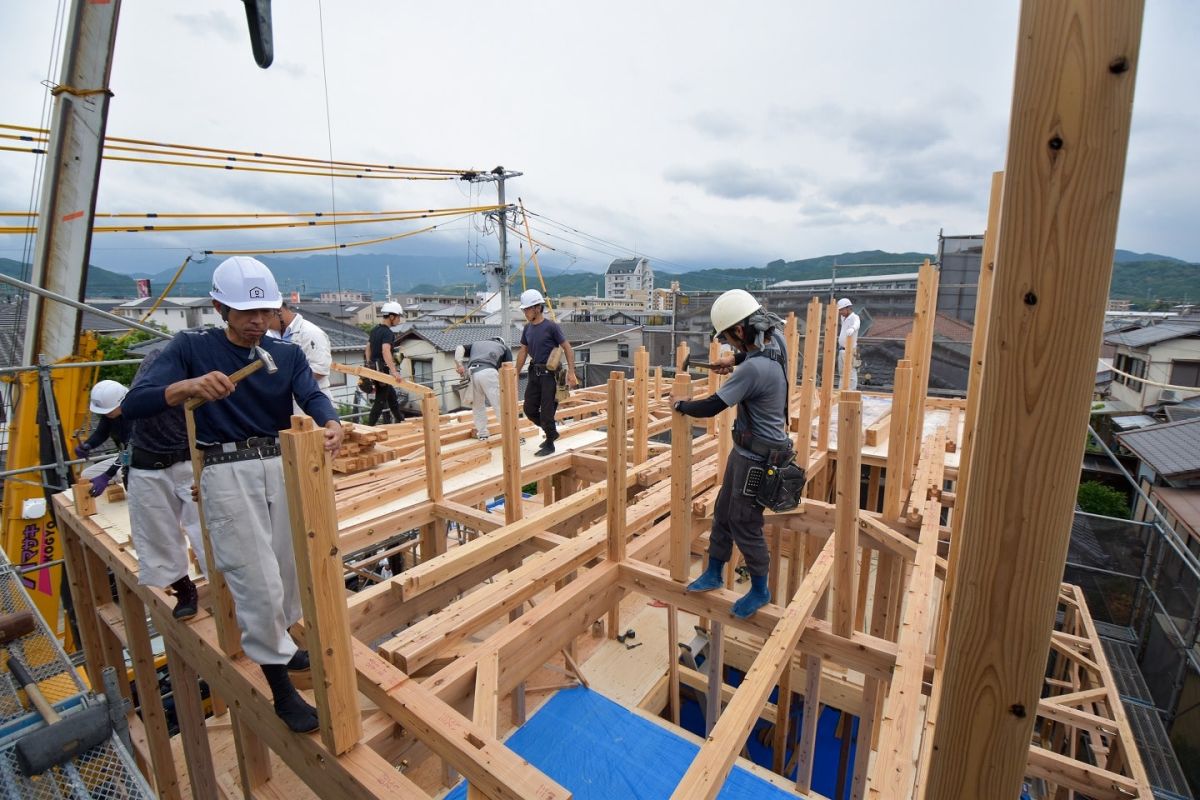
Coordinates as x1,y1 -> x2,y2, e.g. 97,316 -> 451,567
667,603 -> 681,725
716,402 -> 734,484
421,392 -> 444,504
705,340 -> 720,434
795,653 -> 823,794
116,581 -> 181,799
796,298 -> 822,468
498,363 -> 523,524
606,372 -> 628,638
654,365 -> 664,402
675,341 -> 690,374
784,311 -> 800,398
633,347 -> 650,464
935,170 -> 1003,661
833,391 -> 861,638
467,653 -> 501,800
840,334 -> 857,390
280,416 -> 361,754
60,527 -> 105,688
704,620 -> 724,736
926,4 -> 1143,797
906,259 -> 939,473
817,301 -> 837,453
881,361 -> 913,521
163,639 -> 218,800
670,375 -> 694,582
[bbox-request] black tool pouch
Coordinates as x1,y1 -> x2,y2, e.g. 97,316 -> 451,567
750,448 -> 806,513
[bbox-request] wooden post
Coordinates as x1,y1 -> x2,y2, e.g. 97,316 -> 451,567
670,374 -> 693,583
833,391 -> 862,638
784,311 -> 800,399
606,372 -> 628,638
840,334 -> 856,391
72,480 -> 96,516
926,4 -> 1143,797
633,347 -> 650,464
705,340 -> 720,435
116,581 -> 181,800
163,640 -> 219,800
716,404 -> 734,484
498,363 -> 522,524
667,605 -> 681,725
818,299 -> 838,453
467,652 -> 501,800
421,392 -> 444,503
795,653 -> 823,794
704,620 -> 724,736
772,659 -> 793,774
796,298 -> 822,466
882,361 -> 913,521
655,365 -> 664,403
907,260 -> 939,480
675,341 -> 690,374
280,416 -> 362,754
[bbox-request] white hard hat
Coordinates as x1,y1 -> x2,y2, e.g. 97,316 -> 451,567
380,301 -> 404,316
209,256 -> 282,311
89,380 -> 128,415
837,298 -> 853,310
710,289 -> 762,337
519,289 -> 546,310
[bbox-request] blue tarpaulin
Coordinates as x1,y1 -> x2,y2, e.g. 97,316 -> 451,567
445,687 -> 809,800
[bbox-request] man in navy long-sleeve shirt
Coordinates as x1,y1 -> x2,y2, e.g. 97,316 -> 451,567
123,256 -> 343,734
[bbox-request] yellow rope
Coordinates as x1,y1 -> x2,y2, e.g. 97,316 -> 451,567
205,220 -> 452,256
0,205 -> 498,235
112,254 -> 193,343
519,200 -> 555,320
443,291 -> 500,332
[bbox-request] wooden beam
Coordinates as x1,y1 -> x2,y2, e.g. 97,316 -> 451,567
925,5 -> 1144,796
817,300 -> 837,453
163,640 -> 218,800
606,372 -> 628,564
671,536 -> 835,800
794,653 -> 823,794
498,362 -> 523,524
881,361 -> 912,521
633,347 -> 650,464
280,416 -> 362,754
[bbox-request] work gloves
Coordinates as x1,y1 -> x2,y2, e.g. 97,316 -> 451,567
75,442 -> 92,459
89,473 -> 112,497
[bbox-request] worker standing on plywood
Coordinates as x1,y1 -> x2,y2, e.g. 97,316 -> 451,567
672,289 -> 790,618
122,256 -> 344,734
454,335 -> 513,440
836,297 -> 860,390
513,289 -> 578,457
124,348 -> 210,620
76,380 -> 132,497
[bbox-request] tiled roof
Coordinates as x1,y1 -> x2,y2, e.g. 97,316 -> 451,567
400,324 -> 524,353
606,257 -> 644,275
297,310 -> 369,351
1116,417 -> 1200,477
864,313 -> 974,343
1104,320 -> 1200,348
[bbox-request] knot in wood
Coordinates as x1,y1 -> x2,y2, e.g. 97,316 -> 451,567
1023,292 -> 1038,306
1108,56 -> 1129,74
1009,703 -> 1027,718
1047,136 -> 1063,151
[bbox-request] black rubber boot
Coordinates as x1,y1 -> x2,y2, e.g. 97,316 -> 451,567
170,576 -> 198,620
262,664 -> 318,733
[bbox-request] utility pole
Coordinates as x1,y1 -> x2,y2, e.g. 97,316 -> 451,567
386,264 -> 392,302
462,166 -> 521,338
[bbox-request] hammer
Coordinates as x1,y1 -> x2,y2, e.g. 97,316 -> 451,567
0,611 -> 112,776
185,343 -> 279,411
683,356 -> 721,371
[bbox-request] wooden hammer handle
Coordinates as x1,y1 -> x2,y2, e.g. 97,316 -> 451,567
7,656 -> 61,723
184,359 -> 265,412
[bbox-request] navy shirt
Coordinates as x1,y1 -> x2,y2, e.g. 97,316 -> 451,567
128,349 -> 189,453
123,329 -> 337,445
367,324 -> 396,372
520,319 -> 566,365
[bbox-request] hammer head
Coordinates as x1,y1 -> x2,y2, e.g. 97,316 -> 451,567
0,610 -> 36,646
251,344 -> 279,374
15,704 -> 112,776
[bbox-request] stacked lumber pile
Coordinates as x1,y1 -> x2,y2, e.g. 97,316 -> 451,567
332,422 -> 401,473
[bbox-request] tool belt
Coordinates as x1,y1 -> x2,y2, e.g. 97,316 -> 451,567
734,430 -> 806,513
201,436 -> 281,467
530,363 -> 552,377
130,446 -> 191,470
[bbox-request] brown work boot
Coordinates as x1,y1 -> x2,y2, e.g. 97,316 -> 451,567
170,576 -> 198,620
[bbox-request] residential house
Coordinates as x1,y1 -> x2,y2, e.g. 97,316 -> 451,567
1105,318 -> 1200,412
294,300 -> 375,327
112,297 -> 222,332
605,257 -> 653,306
1116,416 -> 1200,531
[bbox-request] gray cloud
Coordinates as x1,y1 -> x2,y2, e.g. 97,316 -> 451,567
663,161 -> 797,202
688,111 -> 746,141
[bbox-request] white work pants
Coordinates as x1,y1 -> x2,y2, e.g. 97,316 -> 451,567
199,456 -> 300,665
470,367 -> 502,437
127,462 -> 209,587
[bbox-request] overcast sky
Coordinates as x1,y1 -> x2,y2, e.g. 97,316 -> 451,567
2,2 -> 1197,278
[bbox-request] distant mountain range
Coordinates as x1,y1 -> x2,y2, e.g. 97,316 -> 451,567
2,249 -> 1196,305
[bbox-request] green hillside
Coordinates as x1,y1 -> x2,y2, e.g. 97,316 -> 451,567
0,257 -> 136,298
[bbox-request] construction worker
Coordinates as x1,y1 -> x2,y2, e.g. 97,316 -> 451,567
269,301 -> 333,404
454,336 -> 513,440
837,297 -> 860,390
124,349 -> 209,620
76,380 -> 132,497
365,301 -> 407,424
123,256 -> 344,734
513,289 -> 578,457
671,289 -> 790,618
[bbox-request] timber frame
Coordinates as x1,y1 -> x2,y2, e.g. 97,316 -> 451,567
50,3 -> 1153,799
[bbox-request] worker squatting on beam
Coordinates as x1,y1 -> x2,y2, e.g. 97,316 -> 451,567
671,289 -> 801,618
122,256 -> 345,733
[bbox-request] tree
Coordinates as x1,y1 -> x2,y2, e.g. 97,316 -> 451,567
95,329 -> 161,385
1077,481 -> 1130,519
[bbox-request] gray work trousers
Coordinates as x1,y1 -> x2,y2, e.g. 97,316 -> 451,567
709,449 -> 770,577
127,461 -> 209,587
199,455 -> 301,665
470,367 -> 501,437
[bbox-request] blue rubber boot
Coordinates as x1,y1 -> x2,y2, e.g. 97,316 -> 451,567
732,575 -> 771,618
686,558 -> 726,593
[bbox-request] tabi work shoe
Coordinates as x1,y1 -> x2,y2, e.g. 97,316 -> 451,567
170,575 -> 199,620
686,558 -> 727,593
731,575 -> 771,619
286,649 -> 311,673
262,664 -> 318,733
534,442 -> 556,457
